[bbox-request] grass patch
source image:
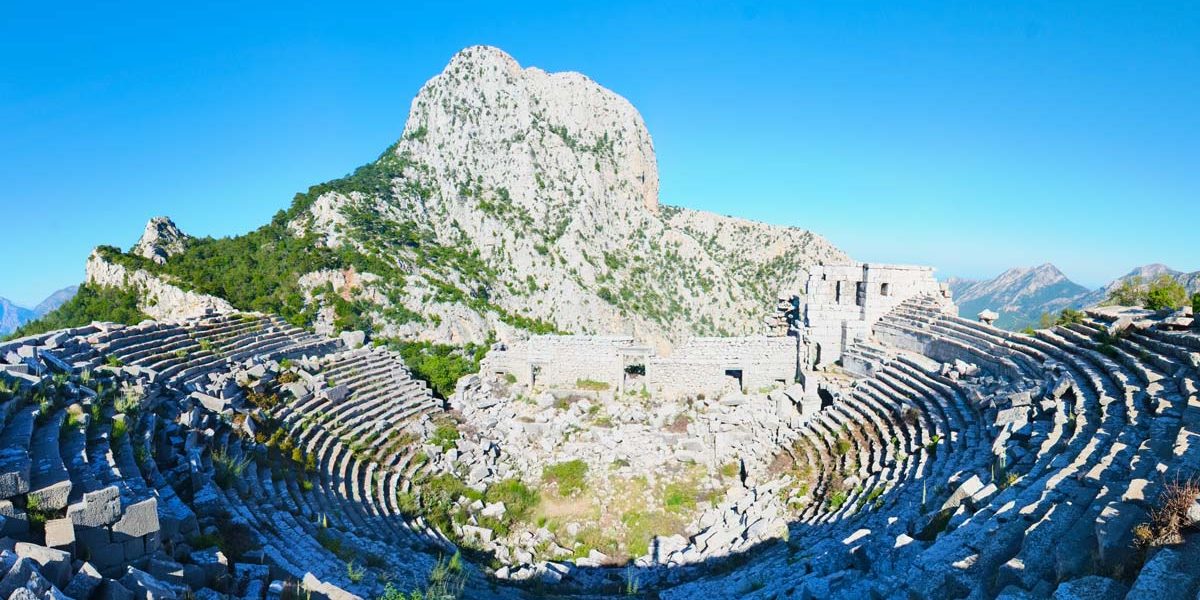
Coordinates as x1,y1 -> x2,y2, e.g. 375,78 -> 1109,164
484,478 -> 540,524
212,446 -> 251,489
575,378 -> 610,391
621,510 -> 684,557
663,480 -> 698,513
430,418 -> 460,451
543,460 -> 589,497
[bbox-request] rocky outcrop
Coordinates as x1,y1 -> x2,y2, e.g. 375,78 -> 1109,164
283,46 -> 847,348
85,250 -> 232,320
132,217 -> 189,265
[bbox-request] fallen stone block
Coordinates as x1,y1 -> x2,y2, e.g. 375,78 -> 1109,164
112,498 -> 159,541
43,517 -> 75,550
941,475 -> 984,512
1126,547 -> 1194,599
65,562 -> 104,600
1094,502 -> 1147,573
14,542 -> 71,589
1052,575 -> 1129,600
120,566 -> 179,600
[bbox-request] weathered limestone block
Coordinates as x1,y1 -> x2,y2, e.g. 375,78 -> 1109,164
188,548 -> 228,586
301,572 -> 363,600
0,557 -> 38,599
68,485 -> 122,527
120,566 -> 179,600
1094,502 -> 1146,572
338,331 -> 365,349
43,517 -> 75,549
1052,576 -> 1129,600
1125,547 -> 1197,600
941,475 -> 985,511
189,392 -> 228,415
0,407 -> 37,499
112,498 -> 160,541
325,384 -> 349,404
14,542 -> 71,589
65,562 -> 104,600
98,579 -> 136,600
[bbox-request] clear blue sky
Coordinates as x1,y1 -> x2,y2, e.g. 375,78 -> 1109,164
2,1 -> 1197,306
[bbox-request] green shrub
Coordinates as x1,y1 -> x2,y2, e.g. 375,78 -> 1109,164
212,446 -> 250,489
1107,276 -> 1146,307
1147,275 -> 1188,311
384,339 -> 489,398
575,378 -> 610,391
1193,293 -> 1200,314
415,473 -> 480,534
663,481 -> 698,513
6,284 -> 149,340
543,459 -> 588,497
430,419 -> 460,451
828,491 -> 849,511
111,418 -> 128,442
1108,274 -> 1189,310
484,479 -> 540,524
346,561 -> 365,583
1046,308 -> 1087,326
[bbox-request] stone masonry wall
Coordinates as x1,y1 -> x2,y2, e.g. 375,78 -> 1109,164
483,335 -> 646,388
802,263 -> 949,368
483,334 -> 798,397
648,336 -> 799,398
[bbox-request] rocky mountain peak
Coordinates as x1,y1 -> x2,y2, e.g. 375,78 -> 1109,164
132,216 -> 189,264
104,46 -> 845,347
397,44 -> 659,216
1122,263 -> 1180,280
948,263 -> 1090,330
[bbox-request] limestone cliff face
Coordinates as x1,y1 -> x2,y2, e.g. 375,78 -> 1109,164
403,45 -> 658,216
85,250 -> 233,321
287,46 -> 848,347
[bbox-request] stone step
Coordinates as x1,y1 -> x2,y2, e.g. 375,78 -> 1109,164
28,410 -> 73,510
0,405 -> 38,499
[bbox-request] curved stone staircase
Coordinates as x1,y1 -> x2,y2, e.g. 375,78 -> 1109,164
1,300 -> 1197,599
661,297 -> 1200,599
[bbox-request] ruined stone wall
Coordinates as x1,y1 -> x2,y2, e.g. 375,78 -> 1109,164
803,263 -> 950,368
482,334 -> 798,397
482,335 -> 644,388
648,336 -> 798,398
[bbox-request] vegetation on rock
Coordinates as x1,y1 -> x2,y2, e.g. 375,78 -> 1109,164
6,284 -> 148,339
543,459 -> 589,497
383,339 -> 490,398
1107,274 -> 1190,310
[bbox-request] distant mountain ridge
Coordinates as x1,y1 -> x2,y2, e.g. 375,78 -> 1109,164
947,264 -> 1091,330
0,285 -> 79,335
948,263 -> 1199,330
